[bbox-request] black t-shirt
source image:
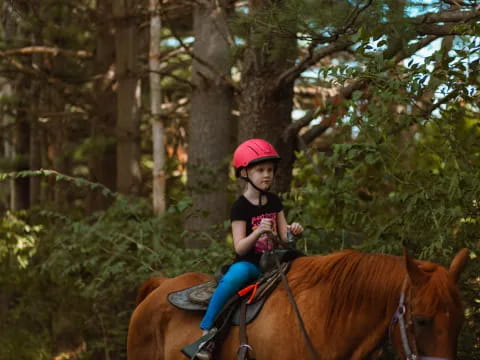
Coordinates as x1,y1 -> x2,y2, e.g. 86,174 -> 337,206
230,192 -> 284,265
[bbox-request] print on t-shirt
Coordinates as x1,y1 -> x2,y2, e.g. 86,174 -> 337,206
251,212 -> 277,253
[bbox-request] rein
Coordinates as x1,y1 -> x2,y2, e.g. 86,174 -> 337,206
389,278 -> 448,360
273,251 -> 320,360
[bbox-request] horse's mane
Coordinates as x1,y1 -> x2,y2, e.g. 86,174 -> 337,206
289,250 -> 461,334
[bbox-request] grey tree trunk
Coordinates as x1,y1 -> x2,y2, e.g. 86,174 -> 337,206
238,0 -> 298,192
88,0 -> 117,211
185,0 -> 234,246
150,0 -> 166,215
113,0 -> 142,195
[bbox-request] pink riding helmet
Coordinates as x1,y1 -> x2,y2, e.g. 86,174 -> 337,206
233,139 -> 280,177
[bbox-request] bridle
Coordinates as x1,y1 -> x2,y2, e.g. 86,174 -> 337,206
389,278 -> 448,360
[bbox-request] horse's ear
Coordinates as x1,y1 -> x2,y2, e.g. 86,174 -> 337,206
449,248 -> 469,283
403,248 -> 429,287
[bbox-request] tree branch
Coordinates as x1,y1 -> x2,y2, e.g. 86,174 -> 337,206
416,22 -> 474,36
276,0 -> 373,88
288,32 -> 442,144
277,38 -> 353,87
441,0 -> 478,7
282,109 -> 319,143
411,6 -> 480,24
166,17 -> 236,90
391,35 -> 438,64
277,0 -> 372,87
0,46 -> 92,58
301,123 -> 331,144
1,57 -> 94,112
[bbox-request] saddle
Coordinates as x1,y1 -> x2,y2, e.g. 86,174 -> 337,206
168,249 -> 304,359
168,261 -> 291,324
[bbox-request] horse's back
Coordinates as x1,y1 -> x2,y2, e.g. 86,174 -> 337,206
127,272 -> 212,360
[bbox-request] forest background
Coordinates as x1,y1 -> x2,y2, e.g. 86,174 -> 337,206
0,0 -> 479,359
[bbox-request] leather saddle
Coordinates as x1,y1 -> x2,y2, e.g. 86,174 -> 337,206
167,249 -> 304,326
172,249 -> 304,359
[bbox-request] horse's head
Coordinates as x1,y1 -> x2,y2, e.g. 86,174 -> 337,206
390,248 -> 468,360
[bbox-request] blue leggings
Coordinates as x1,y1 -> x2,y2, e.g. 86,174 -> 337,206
200,261 -> 261,330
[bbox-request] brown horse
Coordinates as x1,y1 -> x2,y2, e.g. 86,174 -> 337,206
127,249 -> 468,360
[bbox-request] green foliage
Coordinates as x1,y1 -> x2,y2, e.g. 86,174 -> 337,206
0,197 -> 233,359
284,46 -> 480,357
0,211 -> 51,360
0,211 -> 42,269
285,134 -> 480,358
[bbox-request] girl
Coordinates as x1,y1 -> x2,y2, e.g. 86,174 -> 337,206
196,139 -> 303,360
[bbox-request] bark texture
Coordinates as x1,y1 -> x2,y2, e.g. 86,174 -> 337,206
89,0 -> 117,211
185,0 -> 234,244
12,105 -> 30,210
113,0 -> 142,195
238,0 -> 298,192
150,0 -> 166,215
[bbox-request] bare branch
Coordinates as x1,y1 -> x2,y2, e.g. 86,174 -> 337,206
301,123 -> 330,145
340,0 -> 374,35
148,69 -> 194,88
276,0 -> 373,88
411,6 -> 480,24
416,22 -> 473,36
282,109 -> 319,142
441,0 -> 478,7
1,57 -> 94,111
0,46 -> 92,58
156,47 -> 187,62
391,35 -> 438,64
277,38 -> 353,87
409,5 -> 480,36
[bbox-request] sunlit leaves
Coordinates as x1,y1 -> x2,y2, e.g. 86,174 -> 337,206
0,211 -> 42,269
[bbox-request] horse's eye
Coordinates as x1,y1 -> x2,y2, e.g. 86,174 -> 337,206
414,315 -> 433,328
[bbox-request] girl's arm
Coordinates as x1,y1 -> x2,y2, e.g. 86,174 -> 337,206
232,219 -> 273,256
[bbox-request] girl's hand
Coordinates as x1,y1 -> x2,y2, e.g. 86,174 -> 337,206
256,218 -> 273,235
288,222 -> 304,236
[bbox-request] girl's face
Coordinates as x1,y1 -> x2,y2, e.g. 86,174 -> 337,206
244,161 -> 275,191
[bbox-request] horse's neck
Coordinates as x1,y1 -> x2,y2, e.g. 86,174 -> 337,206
293,254 -> 406,357
292,254 -> 406,330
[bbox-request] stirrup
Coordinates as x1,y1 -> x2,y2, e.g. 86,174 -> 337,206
195,341 -> 215,360
181,328 -> 218,360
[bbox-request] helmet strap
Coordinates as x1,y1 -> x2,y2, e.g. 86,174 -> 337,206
242,169 -> 271,207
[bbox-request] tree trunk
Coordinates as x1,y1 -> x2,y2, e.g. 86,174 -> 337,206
238,0 -> 298,192
0,77 -> 13,212
150,0 -> 166,215
3,3 -> 29,210
29,109 -> 41,206
113,0 -> 142,195
185,0 -> 234,246
12,104 -> 30,210
52,119 -> 68,209
29,47 -> 42,206
88,0 -> 117,211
